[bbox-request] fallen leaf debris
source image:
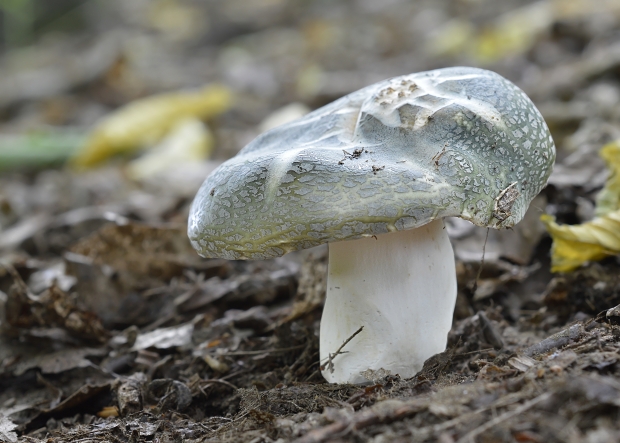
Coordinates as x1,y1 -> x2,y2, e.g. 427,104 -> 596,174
3,0 -> 620,442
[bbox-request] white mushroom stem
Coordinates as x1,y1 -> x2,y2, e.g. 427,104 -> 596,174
319,219 -> 457,384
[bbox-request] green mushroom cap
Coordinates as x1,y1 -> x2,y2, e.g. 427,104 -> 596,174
188,67 -> 555,260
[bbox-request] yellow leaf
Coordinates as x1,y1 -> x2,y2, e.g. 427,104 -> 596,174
71,84 -> 232,169
125,117 -> 213,181
541,212 -> 620,273
595,141 -> 620,217
427,0 -> 620,63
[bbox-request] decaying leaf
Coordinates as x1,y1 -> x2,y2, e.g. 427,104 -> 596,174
508,355 -> 537,372
0,415 -> 18,443
43,381 -> 112,414
543,140 -> 620,272
132,322 -> 194,351
69,220 -> 199,284
70,84 -> 231,168
113,373 -> 146,416
2,266 -> 108,343
11,348 -> 106,376
541,212 -> 620,272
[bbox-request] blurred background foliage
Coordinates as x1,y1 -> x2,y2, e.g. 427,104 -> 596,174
2,0 -> 620,264
0,0 -> 88,49
2,0 -> 618,147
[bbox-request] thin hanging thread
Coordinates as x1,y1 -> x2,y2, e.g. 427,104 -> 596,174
472,228 -> 490,295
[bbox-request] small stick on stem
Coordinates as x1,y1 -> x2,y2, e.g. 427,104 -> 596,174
321,326 -> 364,374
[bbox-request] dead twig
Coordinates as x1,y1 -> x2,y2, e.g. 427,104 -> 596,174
220,344 -> 306,356
320,326 -> 364,374
524,324 -> 583,357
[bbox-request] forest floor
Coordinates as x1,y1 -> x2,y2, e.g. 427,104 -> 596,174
2,1 -> 620,442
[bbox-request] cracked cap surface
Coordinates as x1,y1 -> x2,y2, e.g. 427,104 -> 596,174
189,67 -> 556,259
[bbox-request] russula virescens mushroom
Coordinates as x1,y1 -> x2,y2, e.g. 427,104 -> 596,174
188,67 -> 555,384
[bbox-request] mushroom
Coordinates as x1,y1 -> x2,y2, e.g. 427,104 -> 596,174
188,67 -> 555,384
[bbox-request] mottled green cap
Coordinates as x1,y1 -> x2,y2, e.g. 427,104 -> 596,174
189,67 -> 555,259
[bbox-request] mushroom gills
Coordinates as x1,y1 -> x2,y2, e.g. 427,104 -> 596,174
320,219 -> 457,384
